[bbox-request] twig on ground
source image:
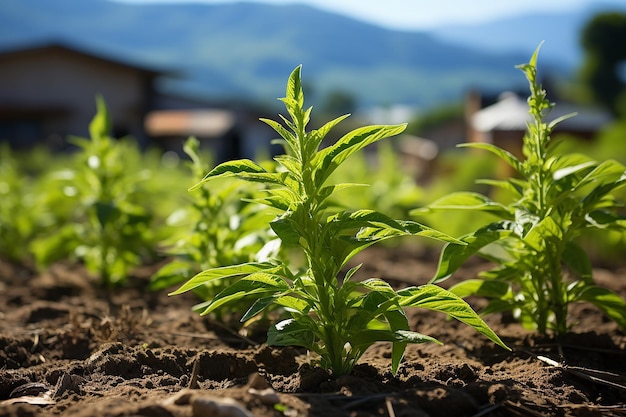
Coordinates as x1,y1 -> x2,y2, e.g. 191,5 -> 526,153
536,355 -> 626,392
556,403 -> 626,412
502,400 -> 547,417
469,403 -> 501,417
385,397 -> 396,417
188,355 -> 200,389
535,343 -> 626,355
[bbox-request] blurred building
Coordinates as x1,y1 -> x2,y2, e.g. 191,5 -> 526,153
465,90 -> 613,159
0,41 -> 169,149
0,41 -> 274,160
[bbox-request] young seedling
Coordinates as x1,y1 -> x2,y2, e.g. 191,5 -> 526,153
152,137 -> 280,323
33,97 -> 157,286
416,45 -> 626,335
0,144 -> 39,264
171,66 -> 508,376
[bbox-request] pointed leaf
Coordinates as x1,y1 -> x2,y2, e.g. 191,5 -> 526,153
577,286 -> 626,329
398,284 -> 510,350
313,124 -> 406,187
241,295 -> 279,322
89,95 -> 112,141
552,161 -> 596,181
414,192 -> 511,217
270,215 -> 302,246
330,210 -> 463,244
458,142 -> 522,174
307,114 -> 350,153
260,118 -> 298,155
169,262 -> 281,295
523,216 -> 561,251
285,65 -> 304,107
562,241 -> 592,283
201,272 -> 290,315
433,221 -> 513,283
275,295 -> 311,314
267,318 -> 315,349
189,159 -> 268,190
150,260 -> 194,290
448,279 -> 511,299
393,330 -> 442,345
383,309 -> 411,374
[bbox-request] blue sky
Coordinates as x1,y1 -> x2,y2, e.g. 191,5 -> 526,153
113,0 -> 626,30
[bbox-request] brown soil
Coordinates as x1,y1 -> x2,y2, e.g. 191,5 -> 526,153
1,246 -> 625,417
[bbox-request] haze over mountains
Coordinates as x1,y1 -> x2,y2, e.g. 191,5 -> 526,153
1,0 -> 624,110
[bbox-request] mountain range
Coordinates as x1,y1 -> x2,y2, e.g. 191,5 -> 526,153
0,0 -> 625,110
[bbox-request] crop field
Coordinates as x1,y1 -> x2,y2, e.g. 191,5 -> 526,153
1,49 -> 626,417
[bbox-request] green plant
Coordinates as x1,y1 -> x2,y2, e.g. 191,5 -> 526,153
171,66 -> 508,376
331,141 -> 425,221
416,46 -> 626,335
151,137 -> 280,322
32,97 -> 157,286
0,144 -> 38,263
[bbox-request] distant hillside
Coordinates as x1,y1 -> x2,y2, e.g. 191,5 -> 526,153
428,2 -> 626,68
0,0 -> 585,109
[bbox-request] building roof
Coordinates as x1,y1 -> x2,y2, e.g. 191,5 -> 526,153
0,40 -> 177,77
471,92 -> 613,133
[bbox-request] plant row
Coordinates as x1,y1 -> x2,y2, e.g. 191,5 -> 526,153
1,47 -> 625,376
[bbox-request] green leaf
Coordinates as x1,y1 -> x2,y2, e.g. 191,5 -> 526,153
398,284 -> 510,350
241,295 -> 279,322
360,278 -> 397,297
577,160 -> 626,190
327,210 -> 464,268
308,114 -> 350,153
94,201 -> 119,227
275,295 -> 311,314
433,221 -> 513,283
523,216 -> 562,251
448,279 -> 511,299
89,95 -> 112,141
150,260 -> 194,290
189,159 -> 271,190
577,286 -> 626,329
383,309 -> 411,374
201,272 -> 290,315
413,192 -> 511,217
285,65 -> 304,108
313,124 -> 406,187
267,318 -> 315,349
552,161 -> 596,181
260,118 -> 298,155
169,262 -> 281,295
475,179 -> 524,198
270,214 -> 302,246
393,330 -> 442,345
350,329 -> 395,348
458,142 -> 522,174
585,210 -> 626,229
330,210 -> 463,244
254,189 -> 296,211
274,154 -> 302,180
317,183 -> 368,207
562,241 -> 592,283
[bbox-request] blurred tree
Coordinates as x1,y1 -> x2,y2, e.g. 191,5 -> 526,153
579,11 -> 626,116
321,89 -> 357,116
405,102 -> 463,137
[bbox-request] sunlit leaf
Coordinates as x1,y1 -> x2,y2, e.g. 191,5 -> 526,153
433,221 -> 513,283
398,284 -> 509,350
